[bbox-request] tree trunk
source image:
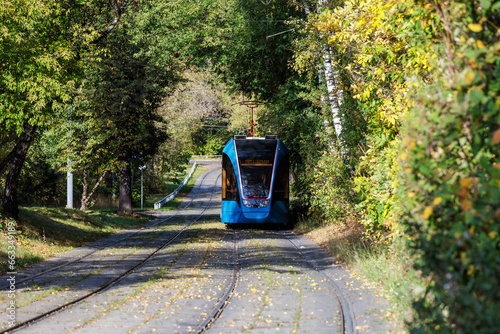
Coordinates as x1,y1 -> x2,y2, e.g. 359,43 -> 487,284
2,123 -> 37,216
117,163 -> 133,215
80,166 -> 109,211
322,48 -> 343,142
304,1 -> 345,152
80,165 -> 89,211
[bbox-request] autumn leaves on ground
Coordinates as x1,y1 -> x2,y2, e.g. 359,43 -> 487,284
1,0 -> 499,333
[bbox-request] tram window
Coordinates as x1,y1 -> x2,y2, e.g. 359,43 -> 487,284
235,139 -> 277,199
222,153 -> 238,201
273,153 -> 289,201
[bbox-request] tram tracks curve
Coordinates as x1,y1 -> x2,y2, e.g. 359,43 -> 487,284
0,167 -> 219,292
281,230 -> 356,334
203,228 -> 357,334
1,169 -> 222,334
194,227 -> 357,334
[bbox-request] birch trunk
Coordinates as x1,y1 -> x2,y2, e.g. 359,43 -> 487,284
305,1 -> 344,150
322,48 -> 343,144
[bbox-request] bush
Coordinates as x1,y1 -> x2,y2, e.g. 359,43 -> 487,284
402,1 -> 500,332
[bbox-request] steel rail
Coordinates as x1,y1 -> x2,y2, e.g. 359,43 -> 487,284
283,231 -> 357,334
2,171 -> 222,334
0,168 -> 219,291
195,229 -> 239,333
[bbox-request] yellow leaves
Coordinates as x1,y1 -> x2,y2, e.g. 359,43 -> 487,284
458,177 -> 474,212
459,177 -> 472,188
468,23 -> 483,32
469,226 -> 475,235
423,206 -> 433,220
407,138 -> 416,151
467,264 -> 475,276
465,70 -> 476,85
387,115 -> 397,126
433,197 -> 443,206
407,191 -> 415,199
460,200 -> 472,212
476,40 -> 486,49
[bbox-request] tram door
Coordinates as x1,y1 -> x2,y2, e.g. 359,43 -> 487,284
222,153 -> 239,203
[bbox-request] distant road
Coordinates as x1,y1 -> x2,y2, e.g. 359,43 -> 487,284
190,158 -> 222,169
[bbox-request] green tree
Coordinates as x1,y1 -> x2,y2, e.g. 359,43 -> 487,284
75,26 -> 171,215
0,0 -> 131,216
204,0 -> 307,101
402,1 -> 500,331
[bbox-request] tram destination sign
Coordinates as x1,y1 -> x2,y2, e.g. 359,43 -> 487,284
243,159 -> 271,165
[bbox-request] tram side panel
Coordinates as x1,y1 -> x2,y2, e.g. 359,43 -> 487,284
221,146 -> 242,223
270,146 -> 289,223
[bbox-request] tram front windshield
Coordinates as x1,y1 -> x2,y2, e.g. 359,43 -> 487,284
235,139 -> 277,199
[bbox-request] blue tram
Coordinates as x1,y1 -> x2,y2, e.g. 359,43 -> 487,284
221,135 -> 289,225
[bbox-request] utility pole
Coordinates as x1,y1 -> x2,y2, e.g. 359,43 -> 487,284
139,165 -> 146,209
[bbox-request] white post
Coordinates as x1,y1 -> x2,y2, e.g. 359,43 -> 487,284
141,168 -> 143,210
67,106 -> 73,209
67,159 -> 73,209
139,165 -> 146,210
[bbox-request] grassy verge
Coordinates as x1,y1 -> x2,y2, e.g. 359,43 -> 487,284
143,163 -> 207,211
0,163 -> 210,274
294,218 -> 421,328
0,207 -> 153,275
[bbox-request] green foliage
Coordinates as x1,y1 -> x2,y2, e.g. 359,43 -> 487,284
192,128 -> 235,155
258,77 -> 327,203
17,153 -> 65,207
0,0 -> 76,133
0,0 -> 116,134
309,150 -> 359,222
208,0 -> 307,101
295,0 -> 499,331
402,1 -> 500,332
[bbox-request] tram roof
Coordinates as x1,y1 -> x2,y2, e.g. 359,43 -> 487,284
234,135 -> 278,140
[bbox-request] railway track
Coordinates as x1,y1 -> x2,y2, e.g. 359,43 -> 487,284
195,230 -> 239,333
205,228 -> 358,334
0,168 -> 219,292
282,230 -> 356,334
1,168 -> 223,333
2,166 -> 364,333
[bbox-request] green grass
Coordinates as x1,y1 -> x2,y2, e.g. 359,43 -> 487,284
0,207 -> 153,275
142,164 -> 207,211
